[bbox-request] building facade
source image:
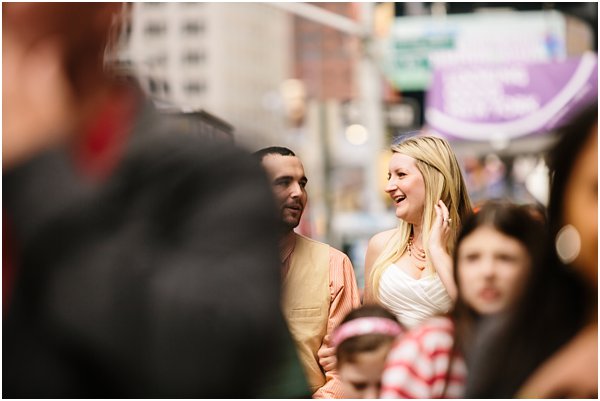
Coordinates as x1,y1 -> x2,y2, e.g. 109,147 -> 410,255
118,2 -> 292,148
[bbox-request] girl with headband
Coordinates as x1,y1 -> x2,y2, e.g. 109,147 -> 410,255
333,305 -> 404,399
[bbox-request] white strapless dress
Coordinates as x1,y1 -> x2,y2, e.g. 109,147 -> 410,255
379,263 -> 453,329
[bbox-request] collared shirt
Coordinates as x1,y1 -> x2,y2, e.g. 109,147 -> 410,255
280,232 -> 361,399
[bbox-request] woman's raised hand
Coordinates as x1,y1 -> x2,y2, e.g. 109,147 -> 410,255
428,200 -> 458,299
429,199 -> 452,254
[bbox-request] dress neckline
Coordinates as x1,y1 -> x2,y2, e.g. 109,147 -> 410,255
391,263 -> 437,282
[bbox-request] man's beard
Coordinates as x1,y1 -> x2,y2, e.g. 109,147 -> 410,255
279,216 -> 300,234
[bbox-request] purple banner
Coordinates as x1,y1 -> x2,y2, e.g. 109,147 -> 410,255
425,53 -> 598,141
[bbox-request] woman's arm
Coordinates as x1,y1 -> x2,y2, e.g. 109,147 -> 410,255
363,229 -> 395,304
428,200 -> 458,300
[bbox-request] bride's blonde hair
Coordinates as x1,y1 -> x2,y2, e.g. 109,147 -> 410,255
369,135 -> 472,301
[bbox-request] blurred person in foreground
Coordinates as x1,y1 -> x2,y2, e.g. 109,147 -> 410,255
255,146 -> 361,398
2,3 -> 118,170
3,3 -> 307,397
380,201 -> 547,398
333,304 -> 403,398
364,134 -> 472,327
465,103 -> 597,398
518,103 -> 598,398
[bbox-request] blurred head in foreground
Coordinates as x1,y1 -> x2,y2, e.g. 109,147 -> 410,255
547,103 -> 598,291
2,2 -> 121,169
452,200 -> 547,343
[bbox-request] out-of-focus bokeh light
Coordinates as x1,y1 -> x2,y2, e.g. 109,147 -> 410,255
489,132 -> 510,150
345,124 -> 369,145
555,224 -> 582,264
280,79 -> 307,126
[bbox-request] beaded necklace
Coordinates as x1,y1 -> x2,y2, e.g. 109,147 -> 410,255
407,236 -> 427,271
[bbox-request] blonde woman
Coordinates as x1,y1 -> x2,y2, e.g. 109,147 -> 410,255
364,135 -> 472,329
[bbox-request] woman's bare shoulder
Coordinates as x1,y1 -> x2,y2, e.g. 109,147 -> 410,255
368,229 -> 397,253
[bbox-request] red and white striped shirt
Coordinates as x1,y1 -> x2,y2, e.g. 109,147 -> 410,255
380,317 -> 467,399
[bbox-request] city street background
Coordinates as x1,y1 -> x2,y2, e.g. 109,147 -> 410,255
109,2 -> 598,287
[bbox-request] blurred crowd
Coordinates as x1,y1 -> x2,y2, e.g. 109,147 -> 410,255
3,3 -> 597,399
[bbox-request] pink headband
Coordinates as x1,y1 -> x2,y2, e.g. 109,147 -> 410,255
332,317 -> 403,348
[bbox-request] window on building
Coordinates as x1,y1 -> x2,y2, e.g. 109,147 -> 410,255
182,51 -> 206,65
152,53 -> 168,67
149,78 -> 158,94
184,81 -> 206,95
182,21 -> 205,35
123,22 -> 132,42
145,22 -> 166,36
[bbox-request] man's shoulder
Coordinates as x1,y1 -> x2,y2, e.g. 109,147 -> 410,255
295,234 -> 350,261
328,245 -> 351,264
294,233 -> 329,249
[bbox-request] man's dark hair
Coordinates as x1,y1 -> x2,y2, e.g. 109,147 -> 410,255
253,146 -> 295,162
